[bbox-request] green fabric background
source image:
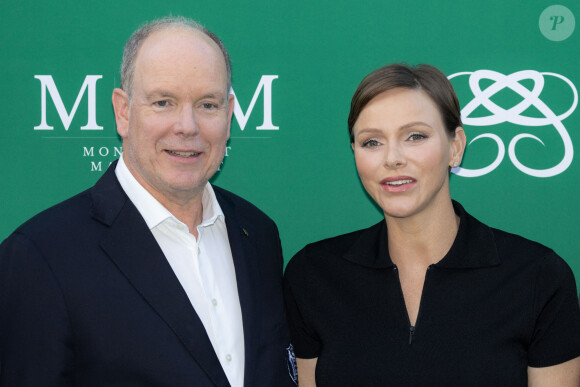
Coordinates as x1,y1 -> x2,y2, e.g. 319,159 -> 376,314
1,0 -> 578,287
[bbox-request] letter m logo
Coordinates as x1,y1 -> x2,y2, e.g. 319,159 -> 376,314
232,75 -> 279,131
34,75 -> 103,131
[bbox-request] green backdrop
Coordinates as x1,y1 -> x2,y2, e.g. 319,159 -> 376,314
1,0 -> 579,288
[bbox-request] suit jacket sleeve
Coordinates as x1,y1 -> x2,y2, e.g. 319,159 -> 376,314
253,220 -> 296,386
0,232 -> 74,386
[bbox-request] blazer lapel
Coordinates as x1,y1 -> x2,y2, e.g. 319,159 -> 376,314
216,190 -> 261,386
91,164 -> 230,387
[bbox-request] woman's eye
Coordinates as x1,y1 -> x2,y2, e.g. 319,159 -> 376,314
409,133 -> 427,141
362,139 -> 380,147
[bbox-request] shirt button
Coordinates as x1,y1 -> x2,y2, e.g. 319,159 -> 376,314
212,298 -> 218,307
226,354 -> 232,362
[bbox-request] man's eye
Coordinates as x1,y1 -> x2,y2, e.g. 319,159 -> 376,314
155,100 -> 168,107
202,103 -> 217,109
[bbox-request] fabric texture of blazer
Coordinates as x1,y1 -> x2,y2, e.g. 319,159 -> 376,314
0,161 -> 294,387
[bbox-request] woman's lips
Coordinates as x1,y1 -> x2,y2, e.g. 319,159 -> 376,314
380,176 -> 416,193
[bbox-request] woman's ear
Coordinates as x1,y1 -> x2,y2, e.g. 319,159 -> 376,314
450,126 -> 467,167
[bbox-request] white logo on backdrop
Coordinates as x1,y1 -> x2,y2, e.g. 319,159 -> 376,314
35,75 -> 103,131
449,70 -> 577,177
34,74 -> 278,172
231,75 -> 279,131
34,75 -> 278,132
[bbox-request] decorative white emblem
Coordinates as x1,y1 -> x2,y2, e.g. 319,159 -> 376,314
449,70 -> 577,177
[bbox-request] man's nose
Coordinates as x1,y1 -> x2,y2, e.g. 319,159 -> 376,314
173,106 -> 200,137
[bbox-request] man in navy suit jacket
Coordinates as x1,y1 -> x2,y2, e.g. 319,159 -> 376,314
0,16 -> 295,386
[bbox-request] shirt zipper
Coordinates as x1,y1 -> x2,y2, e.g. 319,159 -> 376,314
393,264 -> 432,345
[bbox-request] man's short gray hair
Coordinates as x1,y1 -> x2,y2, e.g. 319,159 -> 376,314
120,16 -> 232,99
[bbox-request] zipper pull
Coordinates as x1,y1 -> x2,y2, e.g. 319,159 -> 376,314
409,326 -> 415,345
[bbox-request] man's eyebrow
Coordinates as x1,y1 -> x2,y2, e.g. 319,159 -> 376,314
200,92 -> 227,101
144,90 -> 175,100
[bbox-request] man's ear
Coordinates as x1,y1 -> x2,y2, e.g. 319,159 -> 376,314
226,93 -> 234,140
112,88 -> 130,139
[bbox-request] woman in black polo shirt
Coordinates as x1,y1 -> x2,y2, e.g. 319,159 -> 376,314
283,64 -> 580,386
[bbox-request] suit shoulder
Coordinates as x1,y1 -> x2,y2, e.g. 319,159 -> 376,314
6,189 -> 92,242
212,184 -> 274,223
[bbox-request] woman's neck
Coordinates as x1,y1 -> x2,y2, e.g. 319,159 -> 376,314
386,199 -> 459,269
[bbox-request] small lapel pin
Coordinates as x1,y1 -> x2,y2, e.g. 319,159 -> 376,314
242,227 -> 249,237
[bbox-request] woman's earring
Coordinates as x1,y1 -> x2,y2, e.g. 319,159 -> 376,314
453,161 -> 459,168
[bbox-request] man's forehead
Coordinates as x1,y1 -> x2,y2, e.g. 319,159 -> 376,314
142,27 -> 213,54
130,27 -> 228,96
134,28 -> 225,71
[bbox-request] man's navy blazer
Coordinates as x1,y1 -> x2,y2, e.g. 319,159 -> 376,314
0,162 -> 294,386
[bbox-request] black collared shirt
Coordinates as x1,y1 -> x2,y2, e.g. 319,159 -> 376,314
284,201 -> 580,386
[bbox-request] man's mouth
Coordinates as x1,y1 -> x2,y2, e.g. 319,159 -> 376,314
166,150 -> 200,157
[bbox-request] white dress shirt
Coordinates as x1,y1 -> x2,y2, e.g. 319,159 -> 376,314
115,156 -> 245,387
